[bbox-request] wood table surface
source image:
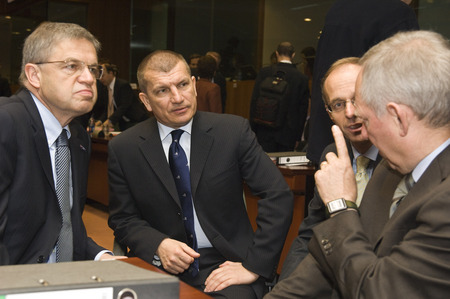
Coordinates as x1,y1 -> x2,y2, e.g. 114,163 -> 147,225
123,257 -> 212,299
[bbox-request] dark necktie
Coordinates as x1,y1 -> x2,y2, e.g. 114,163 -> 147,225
55,129 -> 73,262
169,129 -> 199,276
389,173 -> 414,218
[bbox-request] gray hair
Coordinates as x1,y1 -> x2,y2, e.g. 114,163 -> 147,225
137,50 -> 191,94
360,30 -> 450,128
20,22 -> 101,85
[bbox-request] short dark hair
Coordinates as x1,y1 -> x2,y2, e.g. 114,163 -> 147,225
189,53 -> 201,64
99,59 -> 119,76
137,50 -> 190,93
197,55 -> 216,79
277,42 -> 295,57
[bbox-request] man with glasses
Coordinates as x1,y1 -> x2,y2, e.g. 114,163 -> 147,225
0,22 -> 122,265
276,57 -> 383,282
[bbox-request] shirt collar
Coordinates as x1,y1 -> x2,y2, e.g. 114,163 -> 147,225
109,77 -> 116,91
351,144 -> 378,162
279,60 -> 292,64
158,119 -> 193,141
412,138 -> 450,183
30,91 -> 71,148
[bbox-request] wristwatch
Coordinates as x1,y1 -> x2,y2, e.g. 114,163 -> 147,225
326,198 -> 359,218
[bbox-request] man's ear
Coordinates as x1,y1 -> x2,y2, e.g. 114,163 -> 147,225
139,92 -> 153,112
192,75 -> 197,97
386,102 -> 410,137
24,63 -> 41,89
326,104 -> 334,121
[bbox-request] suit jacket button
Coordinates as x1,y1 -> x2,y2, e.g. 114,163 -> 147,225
37,255 -> 45,263
321,239 -> 329,245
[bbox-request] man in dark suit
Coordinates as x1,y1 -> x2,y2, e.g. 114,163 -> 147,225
307,0 -> 419,165
0,22 -> 121,265
249,42 -> 309,152
278,57 -> 382,281
269,30 -> 450,298
96,62 -> 148,131
108,50 -> 293,298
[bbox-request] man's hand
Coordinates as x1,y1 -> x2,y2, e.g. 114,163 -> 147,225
156,238 -> 200,275
315,125 -> 357,205
102,119 -> 113,129
99,253 -> 127,260
204,261 -> 259,293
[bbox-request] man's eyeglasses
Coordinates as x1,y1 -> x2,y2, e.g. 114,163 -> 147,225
35,59 -> 103,79
326,98 -> 355,113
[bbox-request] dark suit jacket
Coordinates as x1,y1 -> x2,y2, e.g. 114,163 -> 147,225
279,142 -> 382,280
195,78 -> 222,113
108,112 -> 293,282
249,62 -> 309,151
307,0 -> 419,164
98,78 -> 148,129
0,89 -> 104,265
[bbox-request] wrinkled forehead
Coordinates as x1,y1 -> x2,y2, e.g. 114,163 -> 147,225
146,62 -> 191,88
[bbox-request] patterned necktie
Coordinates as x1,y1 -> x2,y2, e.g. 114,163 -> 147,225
169,129 -> 199,276
55,129 -> 73,262
355,155 -> 371,207
389,173 -> 414,218
107,86 -> 114,118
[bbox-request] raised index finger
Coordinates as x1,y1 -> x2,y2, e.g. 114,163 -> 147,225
331,125 -> 349,160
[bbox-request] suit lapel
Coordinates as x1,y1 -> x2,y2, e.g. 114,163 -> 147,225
190,113 -> 214,197
68,124 -> 88,207
138,118 -> 181,207
360,160 -> 402,245
20,90 -> 55,190
374,146 -> 450,252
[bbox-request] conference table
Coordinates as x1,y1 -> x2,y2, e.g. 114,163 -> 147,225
88,136 -> 316,274
123,257 -> 211,298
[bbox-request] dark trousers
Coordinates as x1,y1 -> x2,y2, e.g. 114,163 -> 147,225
180,247 -> 266,299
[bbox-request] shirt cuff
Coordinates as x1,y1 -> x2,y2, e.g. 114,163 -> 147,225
94,250 -> 113,261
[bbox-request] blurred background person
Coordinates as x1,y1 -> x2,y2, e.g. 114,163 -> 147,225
96,60 -> 148,131
250,42 -> 309,152
195,55 -> 222,113
206,51 -> 227,112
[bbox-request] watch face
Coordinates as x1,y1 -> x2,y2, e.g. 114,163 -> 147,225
327,198 -> 347,213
